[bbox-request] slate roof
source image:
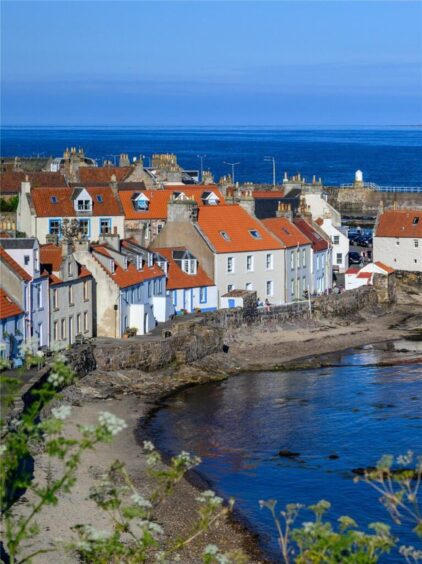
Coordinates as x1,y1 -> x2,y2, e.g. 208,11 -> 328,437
197,205 -> 283,254
375,210 -> 422,238
262,217 -> 312,248
0,288 -> 24,320
152,247 -> 214,290
30,186 -> 123,217
0,238 -> 38,250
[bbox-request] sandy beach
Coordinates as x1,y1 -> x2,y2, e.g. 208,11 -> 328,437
9,302 -> 422,563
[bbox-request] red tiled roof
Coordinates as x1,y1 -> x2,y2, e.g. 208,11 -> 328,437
153,247 -> 214,290
0,171 -> 67,195
0,247 -> 31,281
30,186 -> 123,217
253,190 -> 286,199
357,272 -> 372,279
197,205 -> 283,253
375,210 -> 422,238
262,217 -> 311,248
119,187 -> 225,220
0,288 -> 23,320
293,218 -> 328,251
48,273 -> 63,285
79,167 -> 133,185
92,245 -> 164,289
374,261 -> 395,274
40,243 -> 62,271
346,268 -> 360,275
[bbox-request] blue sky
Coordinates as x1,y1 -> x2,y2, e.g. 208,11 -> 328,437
1,1 -> 421,126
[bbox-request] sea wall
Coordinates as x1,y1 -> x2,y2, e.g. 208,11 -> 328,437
93,286 -> 379,372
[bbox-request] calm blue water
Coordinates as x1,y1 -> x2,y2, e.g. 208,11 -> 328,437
144,349 -> 422,562
1,127 -> 422,187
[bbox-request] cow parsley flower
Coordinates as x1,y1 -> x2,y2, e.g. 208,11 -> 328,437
98,411 -> 127,436
51,404 -> 72,420
47,371 -> 66,388
203,544 -> 219,556
143,440 -> 155,452
130,492 -> 152,508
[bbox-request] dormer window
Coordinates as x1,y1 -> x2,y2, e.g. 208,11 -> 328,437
77,199 -> 91,211
182,259 -> 197,275
220,231 -> 230,241
147,253 -> 153,267
136,255 -> 143,270
249,229 -> 262,239
132,193 -> 150,211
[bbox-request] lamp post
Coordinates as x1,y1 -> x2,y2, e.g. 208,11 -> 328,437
224,161 -> 240,185
264,156 -> 276,187
197,154 -> 206,183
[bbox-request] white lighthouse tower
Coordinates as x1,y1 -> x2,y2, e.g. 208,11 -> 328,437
354,169 -> 363,187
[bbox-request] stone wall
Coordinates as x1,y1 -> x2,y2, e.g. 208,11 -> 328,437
93,285 -> 379,372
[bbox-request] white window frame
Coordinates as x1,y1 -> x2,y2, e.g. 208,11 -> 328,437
227,256 -> 234,273
246,255 -> 254,272
266,253 -> 273,270
266,280 -> 273,297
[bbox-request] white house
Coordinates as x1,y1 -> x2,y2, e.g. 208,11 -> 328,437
0,238 -> 50,349
316,216 -> 349,273
304,193 -> 342,227
373,209 -> 422,272
17,180 -> 125,243
345,261 -> 395,291
152,247 -> 217,314
0,288 -> 25,367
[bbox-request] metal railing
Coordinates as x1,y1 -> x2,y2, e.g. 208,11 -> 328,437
339,183 -> 422,192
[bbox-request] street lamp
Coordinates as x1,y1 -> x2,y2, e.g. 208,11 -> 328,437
223,161 -> 240,185
264,156 -> 276,187
197,154 -> 207,183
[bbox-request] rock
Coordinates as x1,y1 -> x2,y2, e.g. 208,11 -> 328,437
278,450 -> 300,458
328,454 -> 339,460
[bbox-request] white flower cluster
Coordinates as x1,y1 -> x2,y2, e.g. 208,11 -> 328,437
175,450 -> 201,469
47,371 -> 66,388
396,450 -> 413,466
51,404 -> 72,421
83,525 -> 112,542
203,544 -> 219,556
139,519 -> 164,538
302,521 -> 316,533
399,545 -> 422,560
143,440 -> 155,452
196,489 -> 223,507
20,336 -> 38,356
0,445 -> 7,456
130,492 -> 152,509
98,411 -> 127,436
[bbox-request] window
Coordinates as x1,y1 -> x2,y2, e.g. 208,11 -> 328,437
53,289 -> 58,309
78,219 -> 90,238
100,218 -> 111,234
77,199 -> 91,211
51,196 -> 58,204
67,261 -> 72,276
172,290 -> 177,306
148,281 -> 152,297
53,321 -> 59,341
413,217 -> 420,225
302,276 -> 306,294
138,286 -> 142,300
76,314 -> 81,334
227,256 -> 234,273
24,255 -> 30,265
34,248 -> 39,270
302,249 -> 306,268
396,240 -> 400,246
157,224 -> 163,234
333,235 -> 340,245
61,318 -> 66,340
249,229 -> 262,239
200,287 -> 207,303
291,279 -> 295,296
266,253 -> 273,270
266,280 -> 273,297
84,312 -> 89,333
246,255 -> 253,272
96,195 -> 103,203
136,198 -> 149,211
83,280 -> 89,301
37,285 -> 42,309
245,282 -> 253,291
49,220 -> 61,236
415,240 -> 419,248
336,253 -> 342,265
68,285 -> 74,305
227,284 -> 234,293
290,253 -> 295,270
220,231 -> 230,241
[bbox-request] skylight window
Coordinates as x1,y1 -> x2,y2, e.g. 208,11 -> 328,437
96,195 -> 103,203
413,217 -> 420,225
282,228 -> 291,235
249,230 -> 262,239
220,231 -> 230,241
51,196 -> 58,204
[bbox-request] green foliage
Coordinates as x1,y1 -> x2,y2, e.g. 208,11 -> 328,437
0,195 -> 19,212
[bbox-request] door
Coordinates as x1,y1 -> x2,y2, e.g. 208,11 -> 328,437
228,299 -> 235,308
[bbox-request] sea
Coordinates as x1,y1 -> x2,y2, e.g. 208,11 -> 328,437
1,126 -> 422,187
144,347 -> 422,562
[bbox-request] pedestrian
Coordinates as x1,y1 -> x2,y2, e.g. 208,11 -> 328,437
265,298 -> 271,312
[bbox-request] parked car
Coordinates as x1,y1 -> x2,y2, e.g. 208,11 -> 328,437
349,251 -> 362,265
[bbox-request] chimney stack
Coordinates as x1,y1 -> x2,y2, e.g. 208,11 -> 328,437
21,175 -> 31,195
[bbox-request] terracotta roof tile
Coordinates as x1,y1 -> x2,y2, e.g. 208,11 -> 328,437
197,205 -> 283,253
262,217 -> 312,248
357,272 -> 372,279
79,167 -> 133,185
0,288 -> 24,320
30,186 -> 123,217
0,171 -> 67,195
293,218 -> 329,251
152,247 -> 214,290
119,186 -> 225,220
375,210 -> 422,238
374,261 -> 395,274
0,247 -> 31,281
346,268 -> 360,274
40,243 -> 62,272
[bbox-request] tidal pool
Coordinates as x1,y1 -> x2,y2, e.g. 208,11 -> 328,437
144,348 -> 422,561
